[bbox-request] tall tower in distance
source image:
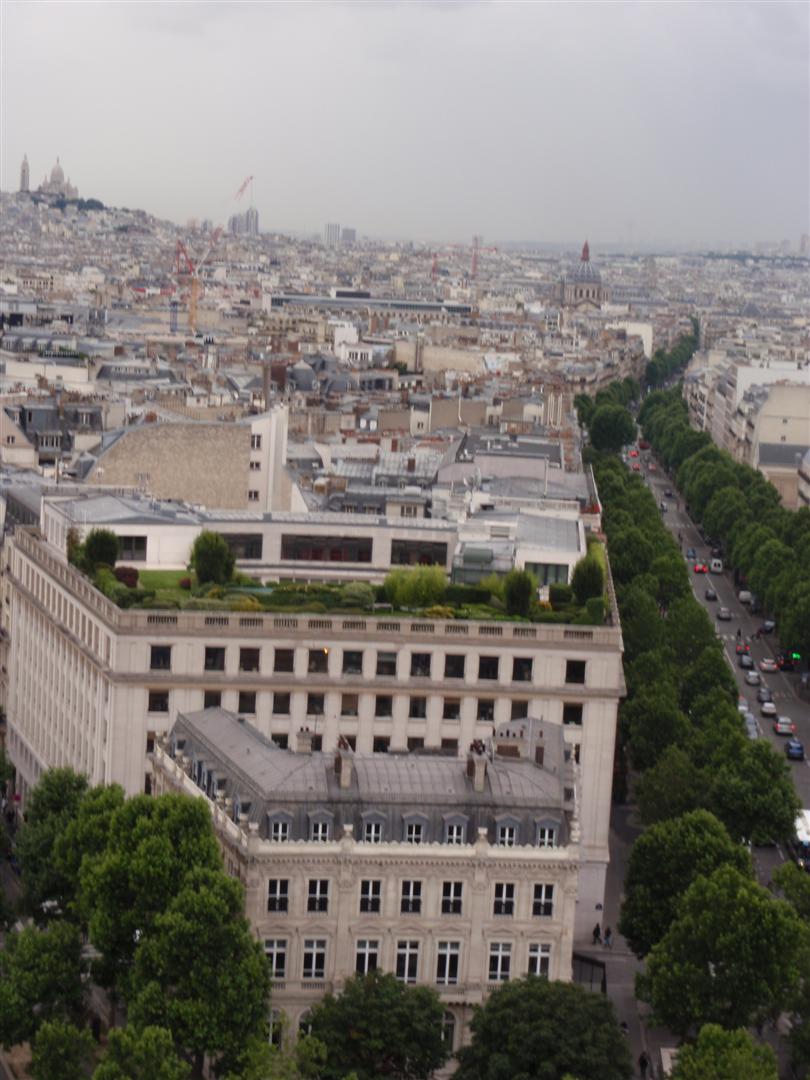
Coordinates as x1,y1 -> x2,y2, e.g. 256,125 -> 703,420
324,222 -> 340,248
19,154 -> 29,193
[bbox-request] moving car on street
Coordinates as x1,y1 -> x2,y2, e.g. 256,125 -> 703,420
705,586 -> 718,601
757,686 -> 773,703
745,670 -> 761,686
760,658 -> 778,673
717,607 -> 732,621
773,716 -> 797,736
739,654 -> 754,670
761,701 -> 778,718
693,562 -> 708,574
786,739 -> 805,761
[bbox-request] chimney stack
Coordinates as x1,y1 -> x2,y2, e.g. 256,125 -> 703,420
335,737 -> 354,789
296,726 -> 313,754
466,740 -> 488,793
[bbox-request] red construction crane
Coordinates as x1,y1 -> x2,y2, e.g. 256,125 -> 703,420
234,175 -> 254,201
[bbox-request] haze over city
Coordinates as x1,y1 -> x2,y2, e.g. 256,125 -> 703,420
2,0 -> 808,248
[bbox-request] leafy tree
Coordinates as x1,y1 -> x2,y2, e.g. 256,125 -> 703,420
664,597 -> 716,666
224,1034 -> 327,1080
455,976 -> 631,1080
190,531 -> 235,585
649,553 -> 689,608
678,650 -> 737,714
621,689 -> 689,772
608,526 -> 655,585
0,921 -> 87,1048
589,404 -> 636,453
637,865 -> 808,1035
93,1026 -> 191,1080
30,1021 -> 96,1080
16,767 -> 89,918
53,783 -> 126,925
781,588 -> 810,665
383,565 -> 447,610
619,810 -> 751,957
81,793 -> 222,993
570,556 -> 604,605
84,528 -> 121,570
774,861 -> 810,922
617,585 -> 665,663
308,970 -> 447,1080
503,568 -> 538,616
128,868 -> 271,1079
637,746 -> 705,826
669,1024 -> 777,1080
339,581 -> 375,610
708,739 -> 800,845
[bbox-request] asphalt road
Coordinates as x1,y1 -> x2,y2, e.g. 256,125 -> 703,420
641,454 -> 810,884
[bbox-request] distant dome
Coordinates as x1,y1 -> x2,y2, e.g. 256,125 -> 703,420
567,240 -> 601,284
50,158 -> 65,184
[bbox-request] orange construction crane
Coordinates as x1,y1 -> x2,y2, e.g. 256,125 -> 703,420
174,228 -> 222,333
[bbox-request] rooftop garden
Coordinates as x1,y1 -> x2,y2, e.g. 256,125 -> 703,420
67,528 -> 610,625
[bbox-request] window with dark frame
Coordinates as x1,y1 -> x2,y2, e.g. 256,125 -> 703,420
565,659 -> 587,684
274,649 -> 295,673
150,645 -> 171,671
204,646 -> 226,672
267,878 -> 289,912
444,654 -> 466,679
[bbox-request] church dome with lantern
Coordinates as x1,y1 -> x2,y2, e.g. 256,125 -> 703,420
561,241 -> 610,309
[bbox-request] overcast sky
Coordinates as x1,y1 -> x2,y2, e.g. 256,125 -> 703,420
2,1 -> 808,248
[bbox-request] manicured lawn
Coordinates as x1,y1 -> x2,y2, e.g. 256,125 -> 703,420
137,569 -> 194,605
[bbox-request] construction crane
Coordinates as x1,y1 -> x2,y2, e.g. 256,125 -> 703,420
174,227 -> 222,334
234,175 -> 254,202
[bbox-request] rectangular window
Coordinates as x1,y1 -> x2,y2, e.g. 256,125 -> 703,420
272,692 -> 290,715
222,533 -> 263,560
477,698 -> 495,722
274,649 -> 295,673
270,820 -> 289,843
511,700 -> 528,721
533,884 -> 554,918
342,650 -> 363,675
251,434 -> 262,450
341,693 -> 359,717
489,942 -> 512,982
310,820 -> 330,842
478,656 -> 499,680
250,460 -> 261,471
147,690 -> 169,713
406,822 -> 424,844
302,939 -> 326,980
248,490 -> 260,502
308,648 -> 329,674
565,659 -> 587,685
238,691 -> 256,714
410,652 -> 432,677
443,698 -> 461,720
391,539 -> 447,566
376,651 -> 397,677
563,703 -> 583,726
375,695 -> 393,718
436,942 -> 460,986
119,535 -> 147,561
360,879 -> 381,913
373,736 -> 390,753
150,645 -> 171,671
442,881 -> 463,915
307,879 -> 329,913
267,879 -> 289,912
281,534 -> 373,563
441,738 -> 459,755
498,824 -> 518,847
273,734 -> 289,749
264,939 -> 286,979
409,696 -> 427,719
407,736 -> 425,751
512,657 -> 533,682
494,883 -> 515,916
396,940 -> 419,984
203,690 -> 222,710
401,880 -> 422,914
355,939 -> 379,975
239,647 -> 261,672
528,943 -> 551,978
537,827 -> 557,848
444,654 -> 466,679
446,822 -> 466,845
204,646 -> 226,672
307,694 -> 324,716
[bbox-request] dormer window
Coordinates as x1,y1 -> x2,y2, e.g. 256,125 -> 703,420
362,811 -> 386,843
268,811 -> 293,842
495,815 -> 521,847
536,822 -> 558,848
403,813 -> 429,845
308,810 -> 334,843
443,813 -> 468,845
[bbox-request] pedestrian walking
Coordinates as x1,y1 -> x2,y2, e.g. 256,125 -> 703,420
603,927 -> 613,949
592,922 -> 602,946
736,627 -> 742,641
638,1050 -> 651,1079
619,1021 -> 629,1037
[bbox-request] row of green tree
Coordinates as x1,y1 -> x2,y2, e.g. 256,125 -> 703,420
643,319 -> 699,388
639,387 -> 810,660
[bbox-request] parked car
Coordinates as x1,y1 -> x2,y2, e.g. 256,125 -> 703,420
761,701 -> 778,717
717,607 -> 732,621
745,670 -> 761,686
665,488 -> 674,498
760,658 -> 778,673
735,642 -> 750,655
744,716 -> 759,740
760,619 -> 776,635
773,716 -> 797,736
739,654 -> 754,670
705,587 -> 718,601
686,547 -> 696,560
738,590 -> 753,605
710,558 -> 724,573
786,739 -> 805,761
694,562 -> 708,574
757,686 -> 773,703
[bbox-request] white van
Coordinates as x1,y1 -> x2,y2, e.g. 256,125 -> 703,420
710,558 -> 723,573
738,589 -> 752,604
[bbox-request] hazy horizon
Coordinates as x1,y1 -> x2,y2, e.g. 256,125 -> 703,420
2,1 -> 808,248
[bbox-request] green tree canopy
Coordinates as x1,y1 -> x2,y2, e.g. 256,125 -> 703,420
30,1021 -> 95,1080
589,404 -> 636,453
455,976 -> 631,1080
621,689 -> 690,772
383,565 -> 447,609
92,1026 -> 191,1080
708,739 -> 800,846
638,865 -> 808,1035
503,568 -> 538,616
190,531 -> 235,585
637,746 -> 705,826
84,528 -> 121,570
619,810 -> 751,957
53,783 -> 126,925
128,868 -> 271,1079
570,555 -> 604,605
223,1034 -> 327,1080
308,970 -> 447,1080
669,1024 -> 777,1080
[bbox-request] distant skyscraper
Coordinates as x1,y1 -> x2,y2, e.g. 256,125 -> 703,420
800,234 -> 810,257
245,206 -> 259,236
19,154 -> 29,193
324,222 -> 341,248
341,226 -> 356,247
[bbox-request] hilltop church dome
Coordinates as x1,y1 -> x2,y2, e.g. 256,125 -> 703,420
50,158 -> 65,185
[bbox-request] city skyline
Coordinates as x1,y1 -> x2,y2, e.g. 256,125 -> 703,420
1,2 -> 809,247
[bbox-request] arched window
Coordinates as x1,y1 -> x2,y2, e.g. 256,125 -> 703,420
442,1011 -> 456,1051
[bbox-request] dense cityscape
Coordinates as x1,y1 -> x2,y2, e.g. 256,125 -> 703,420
1,3 -> 809,1080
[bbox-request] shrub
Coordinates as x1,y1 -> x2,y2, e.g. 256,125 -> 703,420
228,595 -> 262,612
445,584 -> 492,605
189,531 -> 235,585
504,569 -> 538,617
478,574 -> 506,602
113,565 -> 139,589
178,577 -> 192,590
549,583 -> 574,610
571,555 -> 605,604
585,596 -> 607,623
66,527 -> 84,568
384,566 -> 447,609
422,605 -> 455,620
84,528 -> 120,572
339,582 -> 375,610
